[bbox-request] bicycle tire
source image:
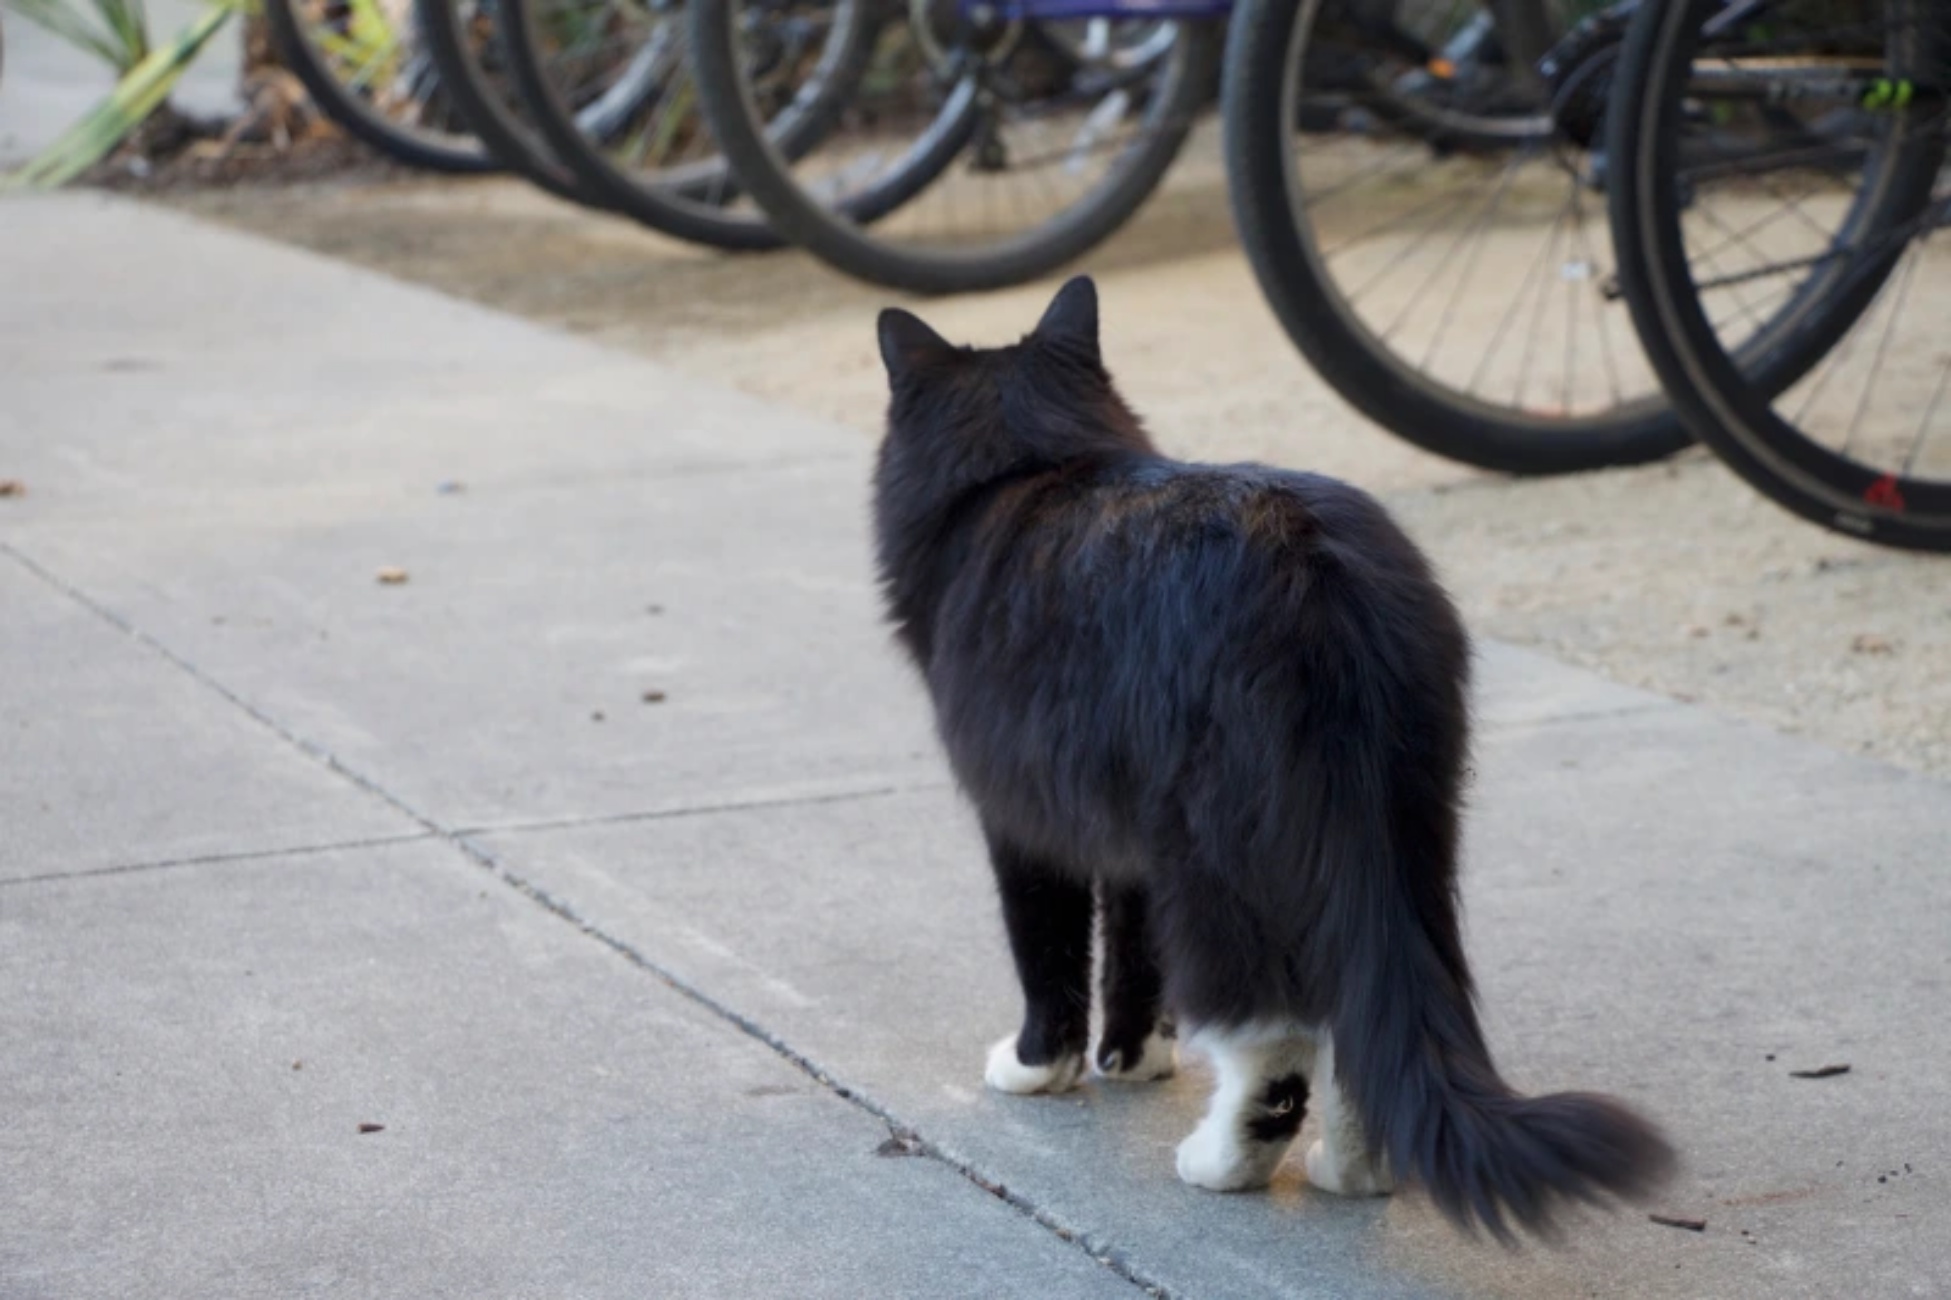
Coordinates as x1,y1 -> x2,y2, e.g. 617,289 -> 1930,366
265,0 -> 496,173
416,0 -> 592,199
496,0 -> 876,250
1607,0 -> 1951,549
1224,0 -> 1693,476
689,0 -> 1221,295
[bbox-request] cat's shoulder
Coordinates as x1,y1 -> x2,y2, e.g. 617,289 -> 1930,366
1113,460 -> 1384,516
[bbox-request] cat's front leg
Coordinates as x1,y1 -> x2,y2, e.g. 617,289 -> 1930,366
983,837 -> 1091,1095
1175,1026 -> 1316,1192
1095,880 -> 1176,1082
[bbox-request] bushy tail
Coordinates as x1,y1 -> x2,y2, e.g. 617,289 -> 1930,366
1322,791 -> 1676,1240
1319,698 -> 1675,1243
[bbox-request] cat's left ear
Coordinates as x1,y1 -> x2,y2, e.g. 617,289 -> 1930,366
1033,275 -> 1100,366
878,308 -> 956,380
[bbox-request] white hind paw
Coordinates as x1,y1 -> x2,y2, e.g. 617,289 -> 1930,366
984,1034 -> 1083,1095
1176,1120 -> 1286,1192
1305,1139 -> 1395,1197
1097,1028 -> 1177,1082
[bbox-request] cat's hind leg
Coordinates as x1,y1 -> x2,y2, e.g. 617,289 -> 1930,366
1095,880 -> 1176,1082
984,837 -> 1091,1095
1302,1033 -> 1395,1197
1175,1025 -> 1315,1192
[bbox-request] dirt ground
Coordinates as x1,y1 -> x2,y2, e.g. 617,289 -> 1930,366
165,152 -> 1951,779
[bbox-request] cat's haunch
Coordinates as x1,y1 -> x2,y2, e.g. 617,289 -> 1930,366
872,275 -> 1674,1241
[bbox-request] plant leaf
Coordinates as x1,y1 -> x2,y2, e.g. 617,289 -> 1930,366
1,2 -> 239,190
3,0 -> 126,67
92,0 -> 154,63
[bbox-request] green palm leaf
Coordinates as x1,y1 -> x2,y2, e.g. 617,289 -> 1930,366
2,0 -> 241,190
2,0 -> 153,70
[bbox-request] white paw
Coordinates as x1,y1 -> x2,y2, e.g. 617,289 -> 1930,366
984,1034 -> 1083,1095
1097,1029 -> 1178,1082
1176,1120 -> 1283,1192
1305,1139 -> 1395,1197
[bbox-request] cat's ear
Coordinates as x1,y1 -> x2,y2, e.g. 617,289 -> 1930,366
878,308 -> 956,380
1033,275 -> 1100,365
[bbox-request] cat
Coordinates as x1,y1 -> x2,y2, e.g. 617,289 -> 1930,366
871,276 -> 1674,1239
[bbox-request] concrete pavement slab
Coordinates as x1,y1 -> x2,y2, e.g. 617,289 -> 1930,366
0,556 -> 416,881
0,195 -> 859,524
3,195 -> 935,827
6,458 -> 945,829
0,840 -> 1142,1300
472,704 -> 1951,1299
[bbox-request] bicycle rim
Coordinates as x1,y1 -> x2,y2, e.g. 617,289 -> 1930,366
1226,0 -> 1693,474
1614,0 -> 1951,548
267,0 -> 495,172
689,0 -> 1219,294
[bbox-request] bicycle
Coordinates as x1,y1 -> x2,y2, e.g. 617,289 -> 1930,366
414,0 -> 601,200
265,0 -> 498,171
1606,0 -> 1951,550
685,0 -> 1224,293
1223,0 -> 1702,474
492,0 -> 900,249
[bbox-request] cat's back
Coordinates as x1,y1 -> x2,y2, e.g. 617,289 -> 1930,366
1006,457 -> 1427,585
945,456 -> 1448,679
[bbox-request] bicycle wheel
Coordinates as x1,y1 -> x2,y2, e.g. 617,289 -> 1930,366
265,0 -> 496,172
1609,0 -> 1951,549
1225,0 -> 1694,475
498,0 -> 875,249
417,0 -> 594,199
689,0 -> 1221,294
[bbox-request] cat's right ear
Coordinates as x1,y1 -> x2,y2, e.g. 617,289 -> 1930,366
878,309 -> 956,381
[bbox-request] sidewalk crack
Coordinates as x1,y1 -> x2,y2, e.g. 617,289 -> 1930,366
454,781 -> 951,839
0,831 -> 437,889
462,831 -> 1176,1299
3,539 -> 1168,1296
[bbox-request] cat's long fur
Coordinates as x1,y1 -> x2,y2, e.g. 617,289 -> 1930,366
872,277 -> 1673,1239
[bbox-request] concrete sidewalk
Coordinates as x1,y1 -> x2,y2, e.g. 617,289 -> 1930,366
2,193 -> 1946,1299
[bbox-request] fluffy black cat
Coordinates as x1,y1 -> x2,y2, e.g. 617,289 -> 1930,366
872,277 -> 1674,1240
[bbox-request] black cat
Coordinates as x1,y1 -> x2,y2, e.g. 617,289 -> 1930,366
871,277 -> 1674,1239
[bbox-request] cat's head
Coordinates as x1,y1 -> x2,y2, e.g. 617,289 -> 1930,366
873,276 -> 1152,501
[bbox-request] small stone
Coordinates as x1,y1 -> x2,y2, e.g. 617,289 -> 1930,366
291,1060 -> 303,1071
641,690 -> 668,704
0,480 -> 24,498
590,711 -> 606,723
1649,1213 -> 1708,1233
1851,633 -> 1893,655
376,567 -> 409,585
874,1134 -> 923,1158
436,480 -> 465,495
358,1123 -> 384,1134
